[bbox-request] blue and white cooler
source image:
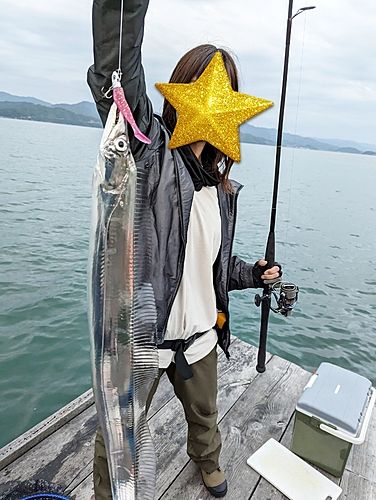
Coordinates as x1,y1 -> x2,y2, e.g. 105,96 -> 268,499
290,362 -> 376,477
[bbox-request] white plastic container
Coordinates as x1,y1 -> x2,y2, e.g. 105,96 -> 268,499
290,362 -> 375,477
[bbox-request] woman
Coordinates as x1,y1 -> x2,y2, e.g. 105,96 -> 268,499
88,0 -> 281,498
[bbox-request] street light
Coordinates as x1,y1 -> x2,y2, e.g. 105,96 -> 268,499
292,6 -> 316,20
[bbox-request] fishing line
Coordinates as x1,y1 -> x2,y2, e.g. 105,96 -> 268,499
102,0 -> 124,97
118,0 -> 125,72
282,13 -> 307,265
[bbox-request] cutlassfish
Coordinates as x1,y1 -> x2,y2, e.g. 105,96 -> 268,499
88,73 -> 159,499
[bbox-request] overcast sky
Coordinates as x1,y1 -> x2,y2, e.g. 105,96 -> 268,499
1,0 -> 375,144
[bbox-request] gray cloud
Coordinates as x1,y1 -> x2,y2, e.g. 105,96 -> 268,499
1,0 -> 375,144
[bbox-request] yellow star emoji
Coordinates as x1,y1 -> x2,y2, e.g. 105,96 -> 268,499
155,51 -> 273,162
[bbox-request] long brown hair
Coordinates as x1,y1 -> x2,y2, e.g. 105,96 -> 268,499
162,44 -> 239,193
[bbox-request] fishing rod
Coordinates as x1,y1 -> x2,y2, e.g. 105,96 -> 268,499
255,0 -> 316,373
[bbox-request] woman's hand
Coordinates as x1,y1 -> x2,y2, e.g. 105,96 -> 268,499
252,259 -> 282,287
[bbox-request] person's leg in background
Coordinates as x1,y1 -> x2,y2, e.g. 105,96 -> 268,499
93,430 -> 112,500
166,347 -> 226,497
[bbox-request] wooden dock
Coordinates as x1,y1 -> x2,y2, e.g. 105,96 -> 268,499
1,337 -> 375,499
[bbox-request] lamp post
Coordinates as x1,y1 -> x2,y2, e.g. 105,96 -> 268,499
255,1 -> 316,373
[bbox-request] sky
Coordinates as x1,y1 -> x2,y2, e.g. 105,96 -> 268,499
0,0 -> 375,145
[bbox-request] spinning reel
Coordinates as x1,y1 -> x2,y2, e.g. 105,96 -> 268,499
255,281 -> 299,317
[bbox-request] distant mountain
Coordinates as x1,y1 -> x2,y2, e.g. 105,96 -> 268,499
1,91 -> 375,156
312,136 -> 376,152
0,91 -> 50,107
0,91 -> 101,123
0,101 -> 101,128
55,101 -> 100,120
240,124 -> 376,156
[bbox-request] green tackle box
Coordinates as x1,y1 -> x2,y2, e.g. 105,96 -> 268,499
290,362 -> 375,477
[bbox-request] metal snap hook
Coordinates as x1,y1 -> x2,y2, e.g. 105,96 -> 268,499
101,86 -> 113,99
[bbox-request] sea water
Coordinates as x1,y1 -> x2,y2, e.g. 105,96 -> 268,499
0,117 -> 375,447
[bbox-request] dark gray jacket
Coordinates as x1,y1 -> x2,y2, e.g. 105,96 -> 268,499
87,0 -> 255,357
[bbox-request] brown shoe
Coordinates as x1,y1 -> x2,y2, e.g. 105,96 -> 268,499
201,468 -> 228,497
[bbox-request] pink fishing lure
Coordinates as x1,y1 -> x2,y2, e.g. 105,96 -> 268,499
112,75 -> 151,144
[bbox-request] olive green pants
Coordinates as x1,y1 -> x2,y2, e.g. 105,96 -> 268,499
93,347 -> 221,499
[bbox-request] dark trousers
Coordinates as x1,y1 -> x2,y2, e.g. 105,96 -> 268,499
93,347 -> 221,499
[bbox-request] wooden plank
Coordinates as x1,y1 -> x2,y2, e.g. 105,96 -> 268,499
0,404 -> 97,497
65,460 -> 93,494
0,380 -> 175,496
161,355 -> 309,499
69,472 -> 94,500
219,357 -> 308,500
0,389 -> 94,471
0,364 -> 178,495
67,461 -> 94,499
71,468 -> 375,500
345,404 -> 376,483
340,470 -> 375,499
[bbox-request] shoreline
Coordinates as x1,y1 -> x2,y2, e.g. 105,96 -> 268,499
1,115 -> 375,157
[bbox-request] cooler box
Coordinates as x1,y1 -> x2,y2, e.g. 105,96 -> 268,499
290,362 -> 375,477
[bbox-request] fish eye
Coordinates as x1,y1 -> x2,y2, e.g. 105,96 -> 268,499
114,137 -> 127,152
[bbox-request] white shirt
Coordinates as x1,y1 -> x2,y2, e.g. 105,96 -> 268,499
158,185 -> 221,368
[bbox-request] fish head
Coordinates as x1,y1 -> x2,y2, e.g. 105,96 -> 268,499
102,132 -> 133,191
97,103 -> 135,192
103,133 -> 129,161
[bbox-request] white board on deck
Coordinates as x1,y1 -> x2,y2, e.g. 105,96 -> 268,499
247,438 -> 342,500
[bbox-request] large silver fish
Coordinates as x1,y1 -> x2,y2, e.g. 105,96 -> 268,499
88,103 -> 159,499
